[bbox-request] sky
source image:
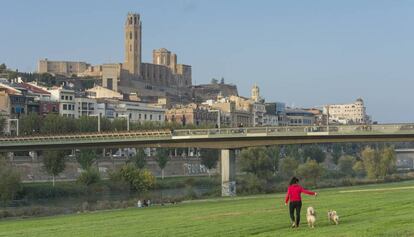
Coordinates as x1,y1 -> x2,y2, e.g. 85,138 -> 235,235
1,0 -> 413,123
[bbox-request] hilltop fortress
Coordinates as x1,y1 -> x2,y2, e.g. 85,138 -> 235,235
38,13 -> 192,102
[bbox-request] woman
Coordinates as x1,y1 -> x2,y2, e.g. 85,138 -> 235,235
285,177 -> 317,228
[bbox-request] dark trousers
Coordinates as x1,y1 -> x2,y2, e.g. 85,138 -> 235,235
289,201 -> 302,226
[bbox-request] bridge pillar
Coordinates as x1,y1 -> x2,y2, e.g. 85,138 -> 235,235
221,149 -> 236,196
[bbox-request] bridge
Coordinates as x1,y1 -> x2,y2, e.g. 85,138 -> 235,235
1,124 -> 414,196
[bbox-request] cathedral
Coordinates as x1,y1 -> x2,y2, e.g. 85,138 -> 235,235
38,13 -> 192,99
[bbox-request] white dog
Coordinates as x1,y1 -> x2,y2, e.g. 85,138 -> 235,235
306,206 -> 316,228
328,210 -> 339,225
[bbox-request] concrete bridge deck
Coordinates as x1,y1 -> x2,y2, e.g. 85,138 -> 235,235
1,124 -> 414,152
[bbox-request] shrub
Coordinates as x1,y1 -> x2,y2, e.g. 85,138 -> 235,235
77,168 -> 101,186
296,159 -> 325,185
0,158 -> 21,204
110,164 -> 156,192
237,173 -> 266,195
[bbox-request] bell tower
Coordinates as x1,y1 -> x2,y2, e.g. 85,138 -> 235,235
251,83 -> 261,102
124,13 -> 142,77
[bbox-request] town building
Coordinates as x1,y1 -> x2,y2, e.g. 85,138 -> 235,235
264,102 -> 287,126
324,98 -> 370,124
48,87 -> 76,118
113,100 -> 165,123
165,103 -> 218,126
286,108 -> 315,126
75,97 -> 97,118
203,96 -> 253,127
86,86 -> 123,100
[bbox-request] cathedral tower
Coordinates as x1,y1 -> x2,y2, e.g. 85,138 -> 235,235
124,13 -> 142,76
251,83 -> 261,102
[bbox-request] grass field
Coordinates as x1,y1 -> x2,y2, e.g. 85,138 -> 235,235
1,181 -> 414,237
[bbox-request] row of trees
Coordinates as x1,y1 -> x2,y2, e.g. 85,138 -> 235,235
239,144 -> 397,188
15,113 -> 216,136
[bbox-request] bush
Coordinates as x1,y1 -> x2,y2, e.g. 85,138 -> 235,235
77,168 -> 101,186
237,173 -> 266,195
0,158 -> 21,204
19,182 -> 87,199
110,164 -> 156,192
296,159 -> 325,185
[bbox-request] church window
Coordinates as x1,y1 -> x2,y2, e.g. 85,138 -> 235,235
129,17 -> 132,25
130,32 -> 132,39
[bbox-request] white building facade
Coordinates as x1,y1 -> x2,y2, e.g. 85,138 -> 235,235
49,87 -> 76,118
324,98 -> 370,124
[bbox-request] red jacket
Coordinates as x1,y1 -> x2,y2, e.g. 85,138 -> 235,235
285,184 -> 315,204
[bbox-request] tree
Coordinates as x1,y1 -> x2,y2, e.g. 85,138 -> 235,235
0,157 -> 21,205
200,149 -> 219,177
77,168 -> 101,186
76,149 -> 97,170
111,163 -> 156,192
76,116 -> 98,133
0,63 -> 6,72
38,73 -> 57,87
19,113 -> 42,135
278,157 -> 299,179
296,159 -> 324,185
379,147 -> 396,177
43,150 -> 66,187
239,147 -> 273,179
361,147 -> 380,179
352,160 -> 366,178
338,155 -> 356,177
132,148 -> 147,169
0,117 -> 5,135
266,146 -> 281,175
303,145 -> 326,163
284,145 -> 302,162
331,144 -> 342,164
156,148 -> 169,179
361,146 -> 395,179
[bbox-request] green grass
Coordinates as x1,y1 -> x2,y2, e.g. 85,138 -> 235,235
2,181 -> 414,237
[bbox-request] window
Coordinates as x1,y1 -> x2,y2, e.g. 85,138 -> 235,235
159,115 -> 161,121
144,114 -> 147,120
139,114 -> 142,119
130,32 -> 132,39
129,113 -> 132,119
61,96 -> 64,100
65,96 -> 68,100
150,114 -> 153,120
63,104 -> 67,110
69,96 -> 73,100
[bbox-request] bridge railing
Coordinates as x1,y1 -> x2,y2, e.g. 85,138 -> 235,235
1,124 -> 414,144
172,124 -> 414,137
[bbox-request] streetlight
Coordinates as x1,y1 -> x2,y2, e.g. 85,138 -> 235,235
118,114 -> 130,131
208,109 -> 221,129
